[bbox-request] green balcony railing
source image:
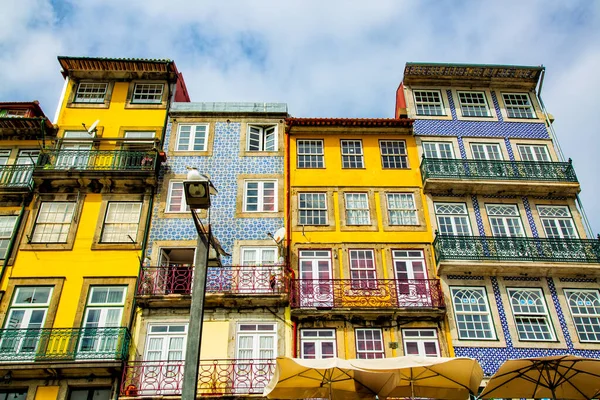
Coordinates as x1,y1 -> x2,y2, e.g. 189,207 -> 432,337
434,234 -> 600,264
420,157 -> 578,183
37,150 -> 157,172
0,327 -> 130,362
0,165 -> 34,190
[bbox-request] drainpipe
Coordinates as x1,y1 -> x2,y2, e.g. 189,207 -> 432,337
291,319 -> 297,357
0,203 -> 25,290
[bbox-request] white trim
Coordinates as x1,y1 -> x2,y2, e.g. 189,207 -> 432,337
53,76 -> 69,124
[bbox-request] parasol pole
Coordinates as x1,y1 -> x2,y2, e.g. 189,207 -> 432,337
411,368 -> 415,399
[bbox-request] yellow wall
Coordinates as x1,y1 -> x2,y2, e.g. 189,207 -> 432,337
34,386 -> 60,400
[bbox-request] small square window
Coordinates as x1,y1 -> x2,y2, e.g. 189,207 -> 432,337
349,249 -> 376,289
247,125 -> 277,151
300,329 -> 336,359
74,83 -> 108,103
355,328 -> 384,359
423,142 -> 455,159
451,286 -> 496,340
132,83 -> 164,104
0,215 -> 18,259
166,181 -> 189,213
244,181 -> 277,212
176,124 -> 208,152
345,193 -> 370,225
341,140 -> 364,168
565,289 -> 600,343
507,288 -> 555,341
101,202 -> 142,243
380,140 -> 408,169
503,93 -> 536,119
299,193 -> 327,225
457,91 -> 490,117
413,90 -> 444,116
387,193 -> 418,225
517,144 -> 550,162
297,140 -> 324,168
31,202 -> 76,243
402,329 -> 440,357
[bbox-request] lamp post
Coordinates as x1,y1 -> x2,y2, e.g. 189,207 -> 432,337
181,177 -> 216,400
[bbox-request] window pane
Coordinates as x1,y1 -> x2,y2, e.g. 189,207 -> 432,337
101,202 -> 142,242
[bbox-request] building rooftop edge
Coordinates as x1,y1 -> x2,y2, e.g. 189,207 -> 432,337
286,117 -> 414,128
170,102 -> 288,114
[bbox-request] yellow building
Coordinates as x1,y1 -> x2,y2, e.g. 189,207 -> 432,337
286,117 -> 450,360
0,57 -> 188,400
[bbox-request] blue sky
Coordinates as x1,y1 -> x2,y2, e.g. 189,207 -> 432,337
1,0 -> 599,234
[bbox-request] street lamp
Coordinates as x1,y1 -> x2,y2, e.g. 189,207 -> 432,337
181,173 -> 216,400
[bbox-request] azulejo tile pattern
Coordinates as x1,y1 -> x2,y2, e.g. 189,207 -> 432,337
447,275 -> 484,280
471,195 -> 486,236
490,276 -> 512,348
148,120 -> 284,265
504,137 -> 515,161
521,196 -> 539,238
457,136 -> 467,159
546,277 -> 574,349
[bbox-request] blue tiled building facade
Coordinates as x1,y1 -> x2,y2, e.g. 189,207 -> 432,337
400,63 -> 600,376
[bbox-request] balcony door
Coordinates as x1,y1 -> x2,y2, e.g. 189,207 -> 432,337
235,323 -> 276,393
143,324 -> 187,395
158,248 -> 195,295
11,149 -> 39,185
78,286 -> 125,358
240,247 -> 278,293
57,131 -> 94,169
1,286 -> 52,360
393,250 -> 430,306
299,250 -> 333,308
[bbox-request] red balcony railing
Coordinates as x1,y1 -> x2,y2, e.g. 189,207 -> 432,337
290,279 -> 444,309
120,359 -> 276,397
137,265 -> 288,296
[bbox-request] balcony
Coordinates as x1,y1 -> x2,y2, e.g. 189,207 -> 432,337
136,265 -> 289,308
120,359 -> 275,397
290,279 -> 444,314
33,149 -> 159,191
0,165 -> 34,192
434,234 -> 600,275
420,158 -> 580,196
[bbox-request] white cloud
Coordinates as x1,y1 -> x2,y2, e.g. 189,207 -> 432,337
1,0 -> 599,232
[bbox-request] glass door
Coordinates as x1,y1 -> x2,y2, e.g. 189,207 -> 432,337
299,250 -> 333,307
235,323 -> 276,393
142,324 -> 187,395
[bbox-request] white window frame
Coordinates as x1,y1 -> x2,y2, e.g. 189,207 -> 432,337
340,140 -> 364,169
345,193 -> 370,225
413,89 -> 445,116
297,139 -> 324,168
502,92 -> 536,119
145,323 -> 188,361
537,205 -> 578,239
457,91 -> 490,117
387,193 -> 418,225
564,289 -> 600,343
0,215 -> 18,260
100,202 -> 142,243
422,142 -> 455,159
451,286 -> 496,340
470,143 -> 503,160
300,329 -> 336,359
241,247 -> 278,266
131,83 -> 164,104
74,82 -> 108,103
166,181 -> 188,213
355,328 -> 384,359
517,144 -> 551,162
298,193 -> 327,225
379,140 -> 408,169
507,288 -> 555,341
243,180 -> 277,213
31,202 -> 76,243
486,204 -> 525,237
434,203 -> 472,236
175,124 -> 209,152
402,329 -> 440,357
247,124 -> 277,152
349,249 -> 376,281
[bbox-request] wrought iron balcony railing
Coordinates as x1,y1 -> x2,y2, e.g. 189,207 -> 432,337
0,165 -> 34,190
290,279 -> 444,309
434,234 -> 600,264
37,149 -> 157,172
120,359 -> 276,397
0,327 -> 130,362
420,157 -> 578,183
137,265 -> 288,296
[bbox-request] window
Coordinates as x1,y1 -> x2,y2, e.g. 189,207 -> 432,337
565,289 -> 600,343
0,215 -> 18,259
349,250 -> 376,289
145,324 -> 187,361
123,131 -> 155,151
244,181 -> 276,212
457,91 -> 490,117
301,329 -> 336,359
132,83 -> 164,104
486,204 -> 525,237
236,323 -> 276,392
176,124 -> 208,152
518,144 -> 551,162
423,142 -> 454,159
503,93 -> 536,119
68,388 -> 111,400
402,329 -> 440,357
298,193 -> 327,225
166,181 -> 188,213
0,391 -> 27,400
58,131 -> 94,169
355,328 -> 384,359
297,140 -> 324,168
507,288 -> 554,341
31,202 -> 75,243
451,287 -> 496,340
298,250 -> 333,308
413,90 -> 444,116
434,203 -> 472,235
393,250 -> 427,298
387,193 -> 418,225
380,140 -> 408,169
241,247 -> 277,265
345,193 -> 370,225
0,149 -> 10,165
341,140 -> 364,168
471,143 -> 503,160
74,83 -> 108,103
537,205 -> 578,239
101,202 -> 142,243
80,286 -> 126,354
247,125 -> 277,151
